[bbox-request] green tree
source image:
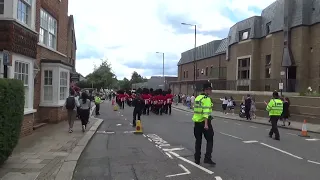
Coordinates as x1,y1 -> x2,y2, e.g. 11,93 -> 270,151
86,59 -> 116,89
118,77 -> 131,90
130,71 -> 147,84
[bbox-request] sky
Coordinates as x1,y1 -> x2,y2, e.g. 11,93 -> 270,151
69,0 -> 276,80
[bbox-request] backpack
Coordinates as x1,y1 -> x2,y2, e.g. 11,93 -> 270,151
66,97 -> 76,110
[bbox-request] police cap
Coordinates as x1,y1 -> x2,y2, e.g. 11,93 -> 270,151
203,82 -> 212,90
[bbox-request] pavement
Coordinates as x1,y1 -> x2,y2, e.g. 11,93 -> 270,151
172,103 -> 320,134
73,101 -> 320,180
0,105 -> 102,180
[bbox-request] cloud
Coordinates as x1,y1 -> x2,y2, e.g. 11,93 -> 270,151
70,0 -> 276,79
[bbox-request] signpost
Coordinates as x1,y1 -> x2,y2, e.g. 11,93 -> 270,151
70,73 -> 80,82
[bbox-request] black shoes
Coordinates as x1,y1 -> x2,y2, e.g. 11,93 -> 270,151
194,159 -> 216,166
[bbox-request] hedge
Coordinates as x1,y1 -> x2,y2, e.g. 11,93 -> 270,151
0,79 -> 25,165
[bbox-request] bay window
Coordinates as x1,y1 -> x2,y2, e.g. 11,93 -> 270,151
44,70 -> 53,101
60,71 -> 68,100
0,0 -> 4,14
40,9 -> 57,50
14,61 -> 29,108
17,0 -> 31,25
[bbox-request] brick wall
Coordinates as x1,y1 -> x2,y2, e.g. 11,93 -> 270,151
20,114 -> 34,137
39,107 -> 67,123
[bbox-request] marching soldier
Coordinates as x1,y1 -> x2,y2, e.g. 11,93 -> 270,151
265,91 -> 283,140
192,82 -> 215,165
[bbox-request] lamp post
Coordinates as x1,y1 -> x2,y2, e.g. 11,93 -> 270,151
156,52 -> 165,90
181,22 -> 197,94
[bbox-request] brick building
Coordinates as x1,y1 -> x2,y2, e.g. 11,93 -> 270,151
0,0 -> 77,137
171,0 -> 320,95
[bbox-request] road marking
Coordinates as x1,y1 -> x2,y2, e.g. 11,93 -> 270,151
165,164 -> 191,178
162,148 -> 184,152
286,133 -> 298,136
305,138 -> 320,141
96,131 -> 106,134
123,131 -> 135,134
116,124 -> 122,126
260,143 -> 303,160
143,134 -> 146,137
215,177 -> 223,180
219,132 -> 243,140
130,123 -> 133,125
249,126 -> 257,128
169,151 -> 214,174
243,140 -> 258,144
308,160 -> 320,165
235,123 -> 242,126
125,118 -> 127,120
223,121 -> 228,123
121,115 -> 123,116
148,138 -> 152,142
159,144 -> 171,147
165,152 -> 173,159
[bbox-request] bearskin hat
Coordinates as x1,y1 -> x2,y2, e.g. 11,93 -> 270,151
136,88 -> 143,95
162,91 -> 167,96
167,88 -> 172,94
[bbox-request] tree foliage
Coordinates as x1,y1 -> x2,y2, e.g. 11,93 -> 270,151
130,71 -> 147,84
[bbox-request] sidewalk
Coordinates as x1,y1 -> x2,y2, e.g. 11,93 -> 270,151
0,106 -> 103,180
172,103 -> 320,134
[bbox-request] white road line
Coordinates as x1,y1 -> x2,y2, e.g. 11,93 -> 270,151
215,176 -> 223,180
165,152 -> 173,159
165,164 -> 191,178
116,124 -> 122,126
249,126 -> 257,128
219,132 -> 243,140
286,133 -> 298,136
168,151 -> 214,174
223,121 -> 228,123
305,138 -> 320,141
130,123 -> 133,125
148,138 -> 152,142
162,148 -> 184,152
143,134 -> 146,137
106,131 -> 115,134
308,160 -> 320,165
235,123 -> 242,126
260,143 -> 303,160
159,144 -> 171,147
243,140 -> 258,144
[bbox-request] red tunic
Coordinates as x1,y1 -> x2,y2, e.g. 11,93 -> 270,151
165,94 -> 173,104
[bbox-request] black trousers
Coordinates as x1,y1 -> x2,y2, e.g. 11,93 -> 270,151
165,104 -> 172,115
143,104 -> 150,115
79,109 -> 90,126
245,108 -> 251,120
194,121 -> 214,161
269,116 -> 280,139
95,104 -> 100,115
133,109 -> 142,126
121,101 -> 125,109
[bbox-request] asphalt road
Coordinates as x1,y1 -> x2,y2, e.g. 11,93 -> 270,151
74,101 -> 320,180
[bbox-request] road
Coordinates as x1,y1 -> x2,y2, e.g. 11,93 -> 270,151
74,101 -> 320,180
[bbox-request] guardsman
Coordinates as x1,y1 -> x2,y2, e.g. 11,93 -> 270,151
94,95 -> 102,115
266,91 -> 283,140
142,88 -> 151,115
165,89 -> 173,115
192,82 -> 215,165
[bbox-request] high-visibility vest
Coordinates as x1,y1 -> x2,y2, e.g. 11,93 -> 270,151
266,98 -> 283,116
95,96 -> 102,104
192,94 -> 212,122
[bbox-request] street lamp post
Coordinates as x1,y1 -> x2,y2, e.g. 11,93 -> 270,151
156,52 -> 165,90
181,23 -> 197,94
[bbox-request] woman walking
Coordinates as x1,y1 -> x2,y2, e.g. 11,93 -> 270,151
282,97 -> 291,126
220,97 -> 228,114
79,92 -> 91,132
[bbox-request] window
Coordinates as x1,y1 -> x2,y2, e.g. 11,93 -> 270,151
40,9 -> 57,49
183,71 -> 186,78
0,0 -> 4,14
239,30 -> 250,41
17,0 -> 31,25
14,61 -> 29,108
211,68 -> 219,78
60,72 -> 68,100
205,67 -> 208,76
237,58 -> 250,80
186,71 -> 188,78
44,70 -> 53,101
266,22 -> 271,34
265,55 -> 271,78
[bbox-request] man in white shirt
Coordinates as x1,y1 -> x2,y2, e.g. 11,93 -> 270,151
190,94 -> 195,109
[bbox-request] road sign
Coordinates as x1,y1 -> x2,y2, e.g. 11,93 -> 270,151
3,50 -> 12,66
279,83 -> 284,90
70,73 -> 80,81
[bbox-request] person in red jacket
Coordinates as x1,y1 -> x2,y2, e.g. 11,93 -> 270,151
165,89 -> 174,115
142,88 -> 151,115
119,90 -> 125,109
156,89 -> 164,115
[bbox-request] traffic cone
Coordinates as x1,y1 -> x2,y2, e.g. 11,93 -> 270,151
299,120 -> 310,137
113,104 -> 118,111
134,120 -> 143,134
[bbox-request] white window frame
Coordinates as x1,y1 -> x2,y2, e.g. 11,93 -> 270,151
0,0 -> 4,15
59,71 -> 68,100
39,9 -> 57,50
14,61 -> 30,108
17,0 -> 32,25
43,69 -> 53,102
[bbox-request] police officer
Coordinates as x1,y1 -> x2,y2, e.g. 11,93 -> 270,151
94,95 -> 102,115
132,88 -> 144,127
192,82 -> 215,165
266,91 -> 283,140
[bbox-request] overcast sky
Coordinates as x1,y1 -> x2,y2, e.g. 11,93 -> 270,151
69,0 -> 276,79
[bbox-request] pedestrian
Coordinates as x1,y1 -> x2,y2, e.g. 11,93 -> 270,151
79,92 -> 92,132
244,94 -> 252,120
282,97 -> 291,126
165,89 -> 173,115
132,89 -> 144,127
190,94 -> 195,109
141,88 -> 151,115
227,96 -> 235,114
220,97 -> 228,114
63,89 -> 80,133
265,91 -> 283,140
94,94 -> 102,116
192,82 -> 215,165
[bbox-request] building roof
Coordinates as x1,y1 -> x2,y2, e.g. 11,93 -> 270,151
178,0 -> 320,65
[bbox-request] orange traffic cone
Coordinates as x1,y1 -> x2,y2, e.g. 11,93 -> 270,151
299,120 -> 310,137
134,120 -> 143,134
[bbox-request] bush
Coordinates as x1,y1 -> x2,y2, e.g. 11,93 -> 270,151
0,79 -> 25,165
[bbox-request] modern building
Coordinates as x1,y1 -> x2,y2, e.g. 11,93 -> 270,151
132,76 -> 177,90
0,0 -> 77,137
171,0 -> 320,94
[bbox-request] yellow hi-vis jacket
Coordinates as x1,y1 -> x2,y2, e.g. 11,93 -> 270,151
95,96 -> 102,104
266,98 -> 283,116
192,94 -> 212,122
